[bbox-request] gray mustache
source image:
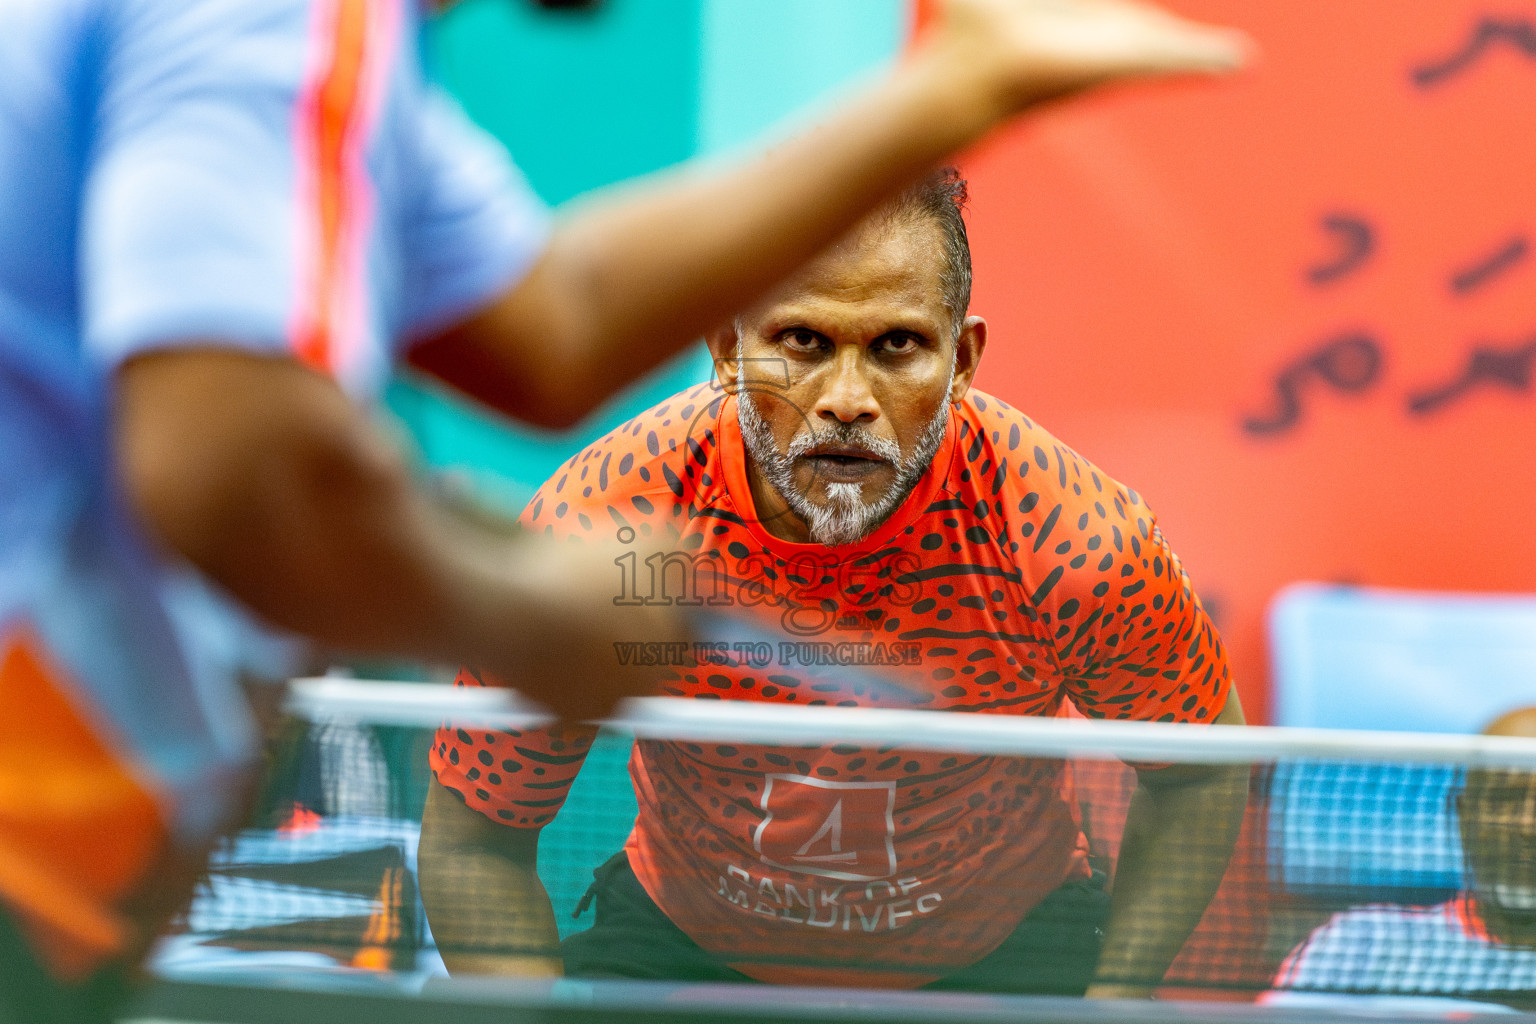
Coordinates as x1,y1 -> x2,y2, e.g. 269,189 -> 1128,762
786,426 -> 902,465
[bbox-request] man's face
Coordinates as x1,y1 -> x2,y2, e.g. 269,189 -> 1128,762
1461,768 -> 1536,915
711,216 -> 984,546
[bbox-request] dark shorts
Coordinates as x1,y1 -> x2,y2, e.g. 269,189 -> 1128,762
0,905 -> 129,1024
560,853 -> 1110,995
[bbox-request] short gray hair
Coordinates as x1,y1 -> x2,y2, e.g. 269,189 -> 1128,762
877,167 -> 971,337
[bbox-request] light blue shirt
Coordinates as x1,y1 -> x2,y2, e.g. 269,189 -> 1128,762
0,0 -> 548,843
1273,897 -> 1536,1009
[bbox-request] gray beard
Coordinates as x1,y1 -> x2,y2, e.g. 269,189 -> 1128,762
736,371 -> 953,546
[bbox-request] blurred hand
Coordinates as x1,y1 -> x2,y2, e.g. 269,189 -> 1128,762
490,533 -> 693,722
928,0 -> 1250,113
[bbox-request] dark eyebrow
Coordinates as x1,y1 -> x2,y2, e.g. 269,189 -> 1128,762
761,315 -> 945,342
774,324 -> 826,339
875,327 -> 936,343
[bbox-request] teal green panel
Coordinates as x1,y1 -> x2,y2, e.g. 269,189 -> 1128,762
428,0 -> 702,205
391,0 -> 712,514
698,0 -> 905,155
533,728 -> 638,938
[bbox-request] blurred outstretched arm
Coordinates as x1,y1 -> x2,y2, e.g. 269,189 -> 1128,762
116,348 -> 681,722
408,0 -> 1249,428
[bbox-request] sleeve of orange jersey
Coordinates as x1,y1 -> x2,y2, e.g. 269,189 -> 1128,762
429,406 -> 689,827
429,672 -> 598,829
1062,488 -> 1231,724
1003,436 -> 1231,724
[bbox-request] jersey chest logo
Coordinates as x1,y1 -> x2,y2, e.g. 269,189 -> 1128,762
752,775 -> 896,882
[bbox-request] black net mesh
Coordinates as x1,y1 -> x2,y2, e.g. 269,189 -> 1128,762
155,697 -> 1536,1011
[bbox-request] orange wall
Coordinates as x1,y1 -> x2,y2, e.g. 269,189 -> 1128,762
946,3 -> 1536,722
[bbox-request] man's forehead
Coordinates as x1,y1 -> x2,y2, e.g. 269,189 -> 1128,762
744,218 -> 949,334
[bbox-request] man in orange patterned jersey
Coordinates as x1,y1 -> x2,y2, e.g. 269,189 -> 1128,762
421,170 -> 1247,997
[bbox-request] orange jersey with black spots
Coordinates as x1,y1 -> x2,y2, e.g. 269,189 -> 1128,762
431,382 -> 1231,986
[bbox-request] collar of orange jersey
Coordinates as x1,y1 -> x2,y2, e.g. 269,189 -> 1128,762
1452,893 -> 1494,943
715,393 -> 958,559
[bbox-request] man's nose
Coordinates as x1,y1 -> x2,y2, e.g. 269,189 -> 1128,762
814,347 -> 879,425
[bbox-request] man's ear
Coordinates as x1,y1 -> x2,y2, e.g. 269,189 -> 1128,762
705,323 -> 740,394
950,316 -> 987,404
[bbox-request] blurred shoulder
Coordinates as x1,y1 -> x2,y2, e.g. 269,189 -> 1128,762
521,381 -> 725,535
952,389 -> 1149,532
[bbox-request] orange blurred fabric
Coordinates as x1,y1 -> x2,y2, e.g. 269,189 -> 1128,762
0,630 -> 166,979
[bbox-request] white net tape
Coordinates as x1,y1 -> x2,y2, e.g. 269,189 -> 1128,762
286,677 -> 1536,769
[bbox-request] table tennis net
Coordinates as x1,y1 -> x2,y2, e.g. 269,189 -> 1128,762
158,681 -> 1536,1005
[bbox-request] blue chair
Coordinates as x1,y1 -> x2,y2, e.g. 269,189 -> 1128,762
1270,582 -> 1536,733
1266,583 -> 1536,902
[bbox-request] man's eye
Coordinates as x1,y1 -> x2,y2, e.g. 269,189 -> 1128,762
781,330 -> 823,351
880,334 -> 918,353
